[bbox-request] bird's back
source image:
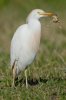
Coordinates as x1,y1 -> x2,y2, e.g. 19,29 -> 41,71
11,24 -> 29,67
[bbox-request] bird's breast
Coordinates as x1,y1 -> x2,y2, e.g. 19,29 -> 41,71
28,31 -> 41,53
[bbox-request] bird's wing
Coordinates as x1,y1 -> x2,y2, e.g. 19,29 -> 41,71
10,24 -> 29,68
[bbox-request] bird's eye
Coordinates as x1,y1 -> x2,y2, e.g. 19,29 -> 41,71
37,12 -> 40,14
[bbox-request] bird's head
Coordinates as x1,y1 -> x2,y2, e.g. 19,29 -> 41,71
27,9 -> 54,21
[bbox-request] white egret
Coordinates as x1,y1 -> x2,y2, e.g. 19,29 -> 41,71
10,9 -> 54,88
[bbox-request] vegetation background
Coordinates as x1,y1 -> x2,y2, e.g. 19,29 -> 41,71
0,0 -> 66,100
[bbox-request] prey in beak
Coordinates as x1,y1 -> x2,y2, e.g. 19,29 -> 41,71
38,10 -> 59,24
39,12 -> 59,23
45,13 -> 59,23
52,14 -> 59,23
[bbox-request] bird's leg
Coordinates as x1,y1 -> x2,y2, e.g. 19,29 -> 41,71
12,66 -> 17,87
25,69 -> 28,88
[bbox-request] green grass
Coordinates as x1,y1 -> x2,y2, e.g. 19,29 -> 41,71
0,0 -> 66,100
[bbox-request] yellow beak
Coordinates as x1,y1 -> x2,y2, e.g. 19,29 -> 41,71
44,12 -> 54,16
40,12 -> 54,16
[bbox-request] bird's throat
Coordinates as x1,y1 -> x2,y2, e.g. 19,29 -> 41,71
28,19 -> 41,32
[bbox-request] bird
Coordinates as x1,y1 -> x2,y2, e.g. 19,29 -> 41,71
10,9 -> 54,88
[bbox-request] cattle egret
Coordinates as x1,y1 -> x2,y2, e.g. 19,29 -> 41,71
10,9 -> 54,88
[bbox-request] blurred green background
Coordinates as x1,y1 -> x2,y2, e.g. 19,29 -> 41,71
0,0 -> 66,100
0,0 -> 66,53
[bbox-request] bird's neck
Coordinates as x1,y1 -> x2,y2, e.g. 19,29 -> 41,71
27,19 -> 41,32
